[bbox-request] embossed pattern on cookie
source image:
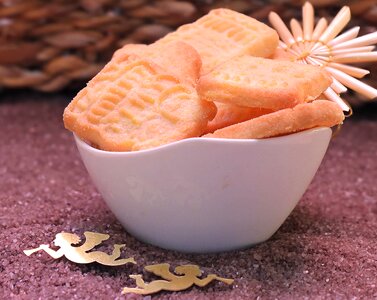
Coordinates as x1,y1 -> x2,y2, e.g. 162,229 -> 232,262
156,8 -> 279,74
198,56 -> 333,110
64,42 -> 216,151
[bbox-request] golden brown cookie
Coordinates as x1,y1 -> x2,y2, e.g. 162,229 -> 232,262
204,100 -> 344,139
205,102 -> 273,134
64,41 -> 216,151
270,48 -> 295,61
198,56 -> 332,110
156,8 -> 279,74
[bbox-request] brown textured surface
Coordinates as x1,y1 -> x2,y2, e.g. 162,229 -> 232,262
1,0 -> 376,92
1,91 -> 377,299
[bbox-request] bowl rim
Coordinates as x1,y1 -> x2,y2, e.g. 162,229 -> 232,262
73,126 -> 331,156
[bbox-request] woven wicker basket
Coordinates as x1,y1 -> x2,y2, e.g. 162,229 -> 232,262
0,0 -> 376,93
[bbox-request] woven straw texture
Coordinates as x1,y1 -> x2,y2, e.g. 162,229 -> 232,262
0,0 -> 376,93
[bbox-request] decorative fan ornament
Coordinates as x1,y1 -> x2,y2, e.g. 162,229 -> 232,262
269,2 -> 377,114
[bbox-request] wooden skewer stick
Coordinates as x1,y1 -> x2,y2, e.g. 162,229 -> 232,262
312,18 -> 328,41
290,19 -> 303,42
332,31 -> 377,50
328,26 -> 360,47
303,1 -> 314,41
328,63 -> 370,79
311,55 -> 331,63
326,67 -> 377,99
305,56 -> 322,66
312,7 -> 350,52
333,52 -> 377,63
331,46 -> 375,56
323,88 -> 350,112
331,78 -> 348,94
269,12 -> 296,47
311,18 -> 328,51
313,46 -> 374,56
319,6 -> 351,44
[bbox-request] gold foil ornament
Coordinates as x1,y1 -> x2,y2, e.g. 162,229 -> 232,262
24,231 -> 136,266
269,1 -> 377,113
122,263 -> 234,295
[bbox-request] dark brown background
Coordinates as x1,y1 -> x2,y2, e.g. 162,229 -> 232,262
1,0 -> 377,93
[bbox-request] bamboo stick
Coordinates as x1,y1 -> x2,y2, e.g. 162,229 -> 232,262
290,19 -> 303,42
319,6 -> 351,44
303,2 -> 314,41
331,46 -> 375,56
326,67 -> 377,99
269,12 -> 296,46
312,18 -> 328,41
332,31 -> 377,50
328,27 -> 360,47
323,88 -> 350,111
331,78 -> 348,94
328,63 -> 370,79
333,52 -> 377,63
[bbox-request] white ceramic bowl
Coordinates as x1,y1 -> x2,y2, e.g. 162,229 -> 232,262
74,127 -> 332,253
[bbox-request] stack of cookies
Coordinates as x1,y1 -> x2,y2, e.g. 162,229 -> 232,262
64,8 -> 345,152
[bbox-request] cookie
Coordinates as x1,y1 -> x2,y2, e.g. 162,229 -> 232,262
112,43 -> 200,87
271,48 -> 295,61
205,102 -> 273,133
64,41 -> 216,151
204,100 -> 344,139
198,56 -> 332,110
156,8 -> 279,74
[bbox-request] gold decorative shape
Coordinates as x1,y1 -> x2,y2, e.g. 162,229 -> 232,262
269,1 -> 377,113
122,263 -> 234,295
23,231 -> 136,266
